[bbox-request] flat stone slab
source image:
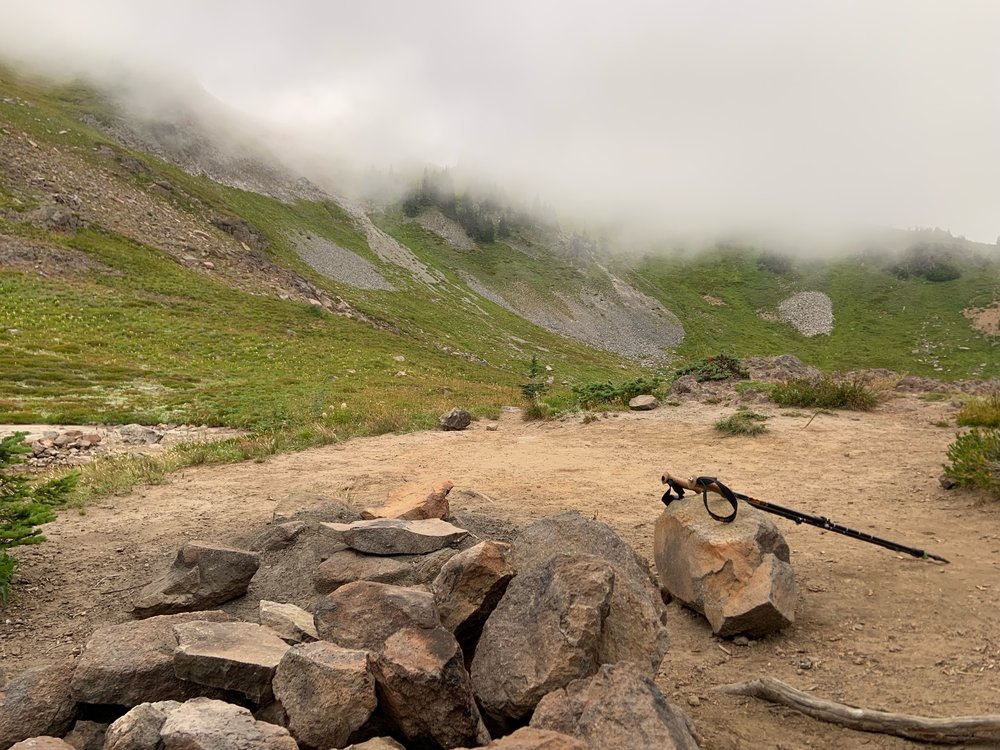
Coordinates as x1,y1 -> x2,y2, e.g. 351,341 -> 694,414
361,480 -> 454,520
320,518 -> 469,555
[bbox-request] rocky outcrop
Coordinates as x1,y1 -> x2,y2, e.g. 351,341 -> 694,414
0,663 -> 76,749
321,518 -> 469,555
471,555 -> 614,726
132,542 -> 259,618
654,501 -> 796,637
313,581 -> 440,650
361,480 -> 454,521
272,642 -> 376,750
530,662 -> 700,749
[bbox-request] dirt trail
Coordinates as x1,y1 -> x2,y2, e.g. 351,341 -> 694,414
3,396 -> 999,749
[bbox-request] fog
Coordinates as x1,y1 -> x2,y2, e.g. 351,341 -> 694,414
2,1 -> 999,245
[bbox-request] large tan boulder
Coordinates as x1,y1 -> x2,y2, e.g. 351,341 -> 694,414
9,739 -> 75,749
313,581 -> 440,651
71,611 -> 235,706
511,512 -> 669,673
131,542 -> 259,618
531,662 -> 700,749
0,663 -> 76,748
273,642 -> 376,750
471,555 -> 614,727
654,501 -> 796,637
361,480 -> 454,520
461,727 -> 587,749
371,627 -> 490,749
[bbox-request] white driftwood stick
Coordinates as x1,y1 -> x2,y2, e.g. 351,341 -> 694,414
718,677 -> 1000,745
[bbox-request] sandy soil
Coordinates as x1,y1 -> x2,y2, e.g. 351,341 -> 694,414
3,395 -> 999,749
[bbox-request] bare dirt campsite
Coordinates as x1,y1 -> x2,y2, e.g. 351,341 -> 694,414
3,393 -> 1000,749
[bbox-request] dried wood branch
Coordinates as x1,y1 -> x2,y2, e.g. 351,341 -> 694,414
718,677 -> 1000,745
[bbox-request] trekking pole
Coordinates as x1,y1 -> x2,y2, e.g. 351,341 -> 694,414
660,472 -> 949,564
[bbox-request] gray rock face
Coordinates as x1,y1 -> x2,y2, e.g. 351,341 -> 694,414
654,501 -> 796,637
173,621 -> 290,703
628,395 -> 659,411
371,627 -> 490,749
431,540 -> 515,656
471,554 -> 615,726
105,698 -> 298,750
71,611 -> 235,706
258,600 -> 318,644
511,512 -> 669,674
531,662 -> 699,750
440,408 -> 473,431
361,480 -> 454,521
321,518 -> 469,555
313,547 -> 458,594
314,581 -> 440,650
132,542 -> 260,618
0,663 -> 76,749
273,642 -> 376,750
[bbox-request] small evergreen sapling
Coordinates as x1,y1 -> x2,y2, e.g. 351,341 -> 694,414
0,432 -> 76,604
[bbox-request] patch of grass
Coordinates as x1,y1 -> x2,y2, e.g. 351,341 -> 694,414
771,377 -> 879,411
714,409 -> 769,436
920,392 -> 951,402
957,395 -> 1000,428
522,401 -> 551,421
943,428 -> 1000,498
674,354 -> 749,382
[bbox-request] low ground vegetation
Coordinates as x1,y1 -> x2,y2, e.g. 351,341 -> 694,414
957,394 -> 1000,429
714,408 -> 769,436
770,377 -> 879,411
943,428 -> 1000,499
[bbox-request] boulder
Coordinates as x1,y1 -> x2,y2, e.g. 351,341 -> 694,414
71,611 -> 235,706
628,395 -> 659,411
321,518 -> 468,555
654,501 -> 796,637
258,600 -> 318,644
471,555 -> 614,727
314,547 -> 458,594
314,581 -> 440,650
61,720 -> 107,750
530,662 -> 700,749
431,540 -> 515,656
0,662 -> 76,748
439,408 -> 472,431
252,521 -> 308,552
132,542 -> 260,618
361,480 -> 454,520
173,621 -> 290,703
462,727 -> 587,749
371,627 -> 491,749
344,739 -> 405,750
667,375 -> 701,398
511,512 -> 669,673
9,739 -> 75,750
273,642 -> 376,750
118,424 -> 162,445
104,698 -> 297,750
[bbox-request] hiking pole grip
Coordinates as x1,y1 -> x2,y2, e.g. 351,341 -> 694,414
660,471 -> 740,522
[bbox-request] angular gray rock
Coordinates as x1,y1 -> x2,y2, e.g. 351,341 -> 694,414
654,501 -> 796,637
511,512 -> 669,673
628,395 -> 659,411
173,621 -> 290,703
371,626 -> 490,748
258,600 -> 318,644
530,662 -> 700,749
132,542 -> 260,618
471,554 -> 615,726
313,547 -> 458,594
314,581 -> 440,650
273,642 -> 376,750
321,518 -> 469,555
252,521 -> 308,552
431,540 -> 515,656
361,479 -> 454,520
71,611 -> 235,706
0,662 -> 76,749
104,698 -> 298,750
439,408 -> 472,431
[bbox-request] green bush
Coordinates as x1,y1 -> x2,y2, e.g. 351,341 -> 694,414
771,377 -> 878,411
714,409 -> 769,436
571,376 -> 663,409
957,394 -> 1000,428
1,432 -> 77,604
673,355 -> 749,382
943,428 -> 1000,498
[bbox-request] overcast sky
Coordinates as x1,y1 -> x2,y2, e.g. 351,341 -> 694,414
2,1 -> 999,244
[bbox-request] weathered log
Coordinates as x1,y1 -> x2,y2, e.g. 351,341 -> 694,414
718,677 -> 1000,745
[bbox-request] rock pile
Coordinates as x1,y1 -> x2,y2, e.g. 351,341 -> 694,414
776,291 -> 834,337
0,494 -> 699,749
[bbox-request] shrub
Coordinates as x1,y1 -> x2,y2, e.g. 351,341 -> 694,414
571,376 -> 663,409
522,401 -> 551,421
714,409 -> 769,436
957,394 -> 1000,428
673,355 -> 749,382
943,428 -> 1000,498
771,377 -> 878,411
1,433 -> 77,604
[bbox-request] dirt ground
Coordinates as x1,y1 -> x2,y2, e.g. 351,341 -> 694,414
3,395 -> 999,749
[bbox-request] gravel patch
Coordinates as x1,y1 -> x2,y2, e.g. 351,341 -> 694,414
778,291 -> 834,336
292,234 -> 395,291
414,208 -> 475,250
